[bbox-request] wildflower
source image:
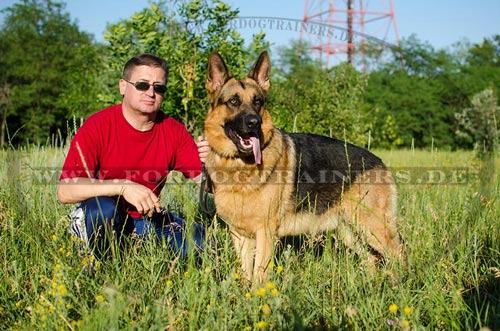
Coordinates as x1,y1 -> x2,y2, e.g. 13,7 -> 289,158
95,294 -> 105,303
58,284 -> 68,297
261,304 -> 271,315
271,288 -> 280,296
403,306 -> 413,316
401,320 -> 410,327
233,273 -> 241,280
52,235 -> 57,241
71,320 -> 83,328
255,287 -> 266,297
15,300 -> 22,308
389,304 -> 398,313
276,265 -> 284,273
265,282 -> 275,290
165,280 -> 173,286
268,261 -> 275,268
244,292 -> 252,298
256,321 -> 267,329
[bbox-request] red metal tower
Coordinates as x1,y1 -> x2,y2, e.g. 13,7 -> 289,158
300,0 -> 400,67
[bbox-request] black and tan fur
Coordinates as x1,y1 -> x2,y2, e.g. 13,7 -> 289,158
204,51 -> 403,282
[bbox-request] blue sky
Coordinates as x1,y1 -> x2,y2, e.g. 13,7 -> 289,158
1,0 -> 499,51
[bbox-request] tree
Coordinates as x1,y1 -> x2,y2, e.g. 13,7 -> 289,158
0,83 -> 12,148
0,0 -> 105,146
269,42 -> 369,145
362,35 -> 468,148
455,89 -> 499,153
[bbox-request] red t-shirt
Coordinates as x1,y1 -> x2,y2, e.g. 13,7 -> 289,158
60,104 -> 202,218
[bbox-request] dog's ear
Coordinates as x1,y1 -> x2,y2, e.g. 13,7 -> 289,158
248,51 -> 270,92
206,51 -> 230,95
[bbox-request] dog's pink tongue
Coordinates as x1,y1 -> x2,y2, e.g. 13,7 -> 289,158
250,136 -> 261,164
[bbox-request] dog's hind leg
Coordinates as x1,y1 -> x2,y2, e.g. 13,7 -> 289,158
334,220 -> 379,271
363,187 -> 402,261
344,173 -> 403,262
230,230 -> 256,281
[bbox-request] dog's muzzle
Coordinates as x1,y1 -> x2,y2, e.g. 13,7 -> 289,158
225,113 -> 262,164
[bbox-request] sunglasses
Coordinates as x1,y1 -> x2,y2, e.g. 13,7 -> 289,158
123,79 -> 167,95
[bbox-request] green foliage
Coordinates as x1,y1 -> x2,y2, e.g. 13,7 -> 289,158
362,34 -> 500,149
269,43 -> 369,144
455,88 -> 499,153
0,0 -> 105,145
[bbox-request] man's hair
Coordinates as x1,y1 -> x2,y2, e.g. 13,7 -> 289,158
122,54 -> 169,82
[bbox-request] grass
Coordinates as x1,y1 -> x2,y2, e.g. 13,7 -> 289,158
0,145 -> 499,330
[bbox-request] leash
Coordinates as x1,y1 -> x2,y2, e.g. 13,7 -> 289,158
199,163 -> 215,215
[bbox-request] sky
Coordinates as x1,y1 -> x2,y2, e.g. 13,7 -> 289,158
1,0 -> 499,53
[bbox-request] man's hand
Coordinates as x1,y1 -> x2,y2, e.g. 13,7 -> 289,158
121,180 -> 162,217
197,136 -> 210,164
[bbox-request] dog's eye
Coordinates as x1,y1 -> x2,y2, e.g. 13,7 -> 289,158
253,96 -> 263,109
226,97 -> 241,107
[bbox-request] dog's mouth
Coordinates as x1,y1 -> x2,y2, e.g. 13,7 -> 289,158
226,128 -> 262,164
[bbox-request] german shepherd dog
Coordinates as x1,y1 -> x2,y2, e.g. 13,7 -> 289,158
204,51 -> 403,282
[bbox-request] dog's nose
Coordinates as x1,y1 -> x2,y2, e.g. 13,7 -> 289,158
245,114 -> 262,129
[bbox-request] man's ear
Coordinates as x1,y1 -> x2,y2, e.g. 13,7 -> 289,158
248,51 -> 270,92
206,51 -> 231,95
119,79 -> 127,96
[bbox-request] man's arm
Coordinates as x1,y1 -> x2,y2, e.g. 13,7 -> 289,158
57,178 -> 162,217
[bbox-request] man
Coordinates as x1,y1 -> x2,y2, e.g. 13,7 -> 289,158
58,53 -> 208,260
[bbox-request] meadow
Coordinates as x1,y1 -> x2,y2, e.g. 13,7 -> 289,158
0,144 -> 499,330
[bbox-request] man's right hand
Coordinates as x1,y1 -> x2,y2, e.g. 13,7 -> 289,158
120,180 -> 162,217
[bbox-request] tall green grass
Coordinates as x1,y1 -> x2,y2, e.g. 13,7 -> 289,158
0,146 -> 498,330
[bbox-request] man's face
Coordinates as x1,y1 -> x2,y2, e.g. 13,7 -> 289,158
119,65 -> 167,115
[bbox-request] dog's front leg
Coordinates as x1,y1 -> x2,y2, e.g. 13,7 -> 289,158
253,228 -> 275,283
230,230 -> 255,281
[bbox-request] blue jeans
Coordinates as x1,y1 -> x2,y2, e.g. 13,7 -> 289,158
80,197 -> 205,260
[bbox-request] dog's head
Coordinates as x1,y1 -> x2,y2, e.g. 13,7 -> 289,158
204,51 -> 275,164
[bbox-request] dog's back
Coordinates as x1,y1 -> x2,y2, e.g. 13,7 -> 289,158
288,132 -> 386,214
273,131 -> 402,260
